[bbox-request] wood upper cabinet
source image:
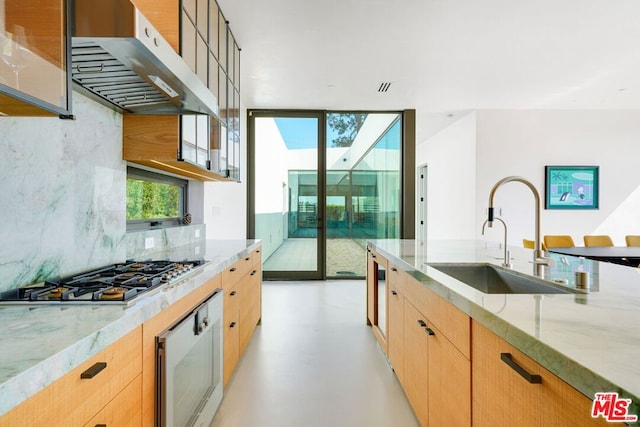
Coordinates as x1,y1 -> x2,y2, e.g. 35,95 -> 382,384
123,114 -> 231,181
0,0 -> 71,117
472,320 -> 609,427
0,326 -> 142,427
130,0 -> 179,51
124,0 -> 241,182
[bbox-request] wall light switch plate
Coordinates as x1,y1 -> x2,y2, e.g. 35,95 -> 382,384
145,237 -> 155,249
195,229 -> 200,238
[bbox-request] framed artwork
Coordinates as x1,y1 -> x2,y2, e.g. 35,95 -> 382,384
545,166 -> 599,209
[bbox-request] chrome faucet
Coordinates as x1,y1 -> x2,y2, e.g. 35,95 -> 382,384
482,217 -> 511,268
487,176 -> 555,276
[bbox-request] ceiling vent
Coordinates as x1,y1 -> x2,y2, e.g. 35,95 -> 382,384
378,82 -> 391,93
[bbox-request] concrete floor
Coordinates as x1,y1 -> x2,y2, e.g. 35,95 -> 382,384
211,280 -> 419,427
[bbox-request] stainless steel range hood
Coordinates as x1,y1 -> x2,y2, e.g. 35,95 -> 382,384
71,0 -> 218,115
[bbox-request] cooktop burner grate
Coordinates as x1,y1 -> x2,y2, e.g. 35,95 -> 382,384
0,259 -> 206,305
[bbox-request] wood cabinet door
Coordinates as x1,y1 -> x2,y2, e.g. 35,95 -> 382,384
387,279 -> 405,383
427,324 -> 470,427
224,283 -> 240,386
403,301 -> 430,426
239,267 -> 261,355
366,249 -> 376,325
472,321 -> 543,427
539,359 -> 610,426
84,375 -> 142,427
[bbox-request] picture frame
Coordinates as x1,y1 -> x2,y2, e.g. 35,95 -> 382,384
545,165 -> 599,210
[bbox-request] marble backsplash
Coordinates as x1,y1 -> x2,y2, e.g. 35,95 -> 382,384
0,93 -> 206,292
125,224 -> 206,261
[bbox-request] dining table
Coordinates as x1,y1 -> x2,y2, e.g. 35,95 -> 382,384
547,246 -> 640,266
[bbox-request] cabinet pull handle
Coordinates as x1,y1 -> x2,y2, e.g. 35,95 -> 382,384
424,327 -> 435,336
81,362 -> 107,379
500,353 -> 542,384
76,63 -> 104,73
95,424 -> 107,427
245,257 -> 250,261
391,290 -> 398,296
417,320 -> 426,327
230,267 -> 237,272
250,270 -> 257,276
256,249 -> 261,253
391,267 -> 397,272
371,254 -> 376,258
230,322 -> 237,328
230,291 -> 237,296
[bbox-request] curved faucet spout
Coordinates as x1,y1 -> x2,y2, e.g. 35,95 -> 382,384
487,176 -> 553,276
488,176 -> 542,257
482,217 -> 511,268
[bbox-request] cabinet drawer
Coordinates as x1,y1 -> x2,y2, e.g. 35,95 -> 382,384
222,253 -> 255,290
239,267 -> 261,355
0,326 -> 142,427
403,274 -> 470,358
84,374 -> 142,427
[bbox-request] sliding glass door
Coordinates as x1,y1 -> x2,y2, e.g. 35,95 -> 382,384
248,110 -> 408,280
249,112 -> 325,280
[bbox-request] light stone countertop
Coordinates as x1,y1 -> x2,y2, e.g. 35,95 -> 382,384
368,239 -> 640,422
0,239 -> 261,418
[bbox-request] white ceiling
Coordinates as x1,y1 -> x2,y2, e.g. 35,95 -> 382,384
216,0 -> 640,141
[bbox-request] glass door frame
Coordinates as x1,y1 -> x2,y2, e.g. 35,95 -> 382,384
247,110 -> 326,280
247,109 -> 415,281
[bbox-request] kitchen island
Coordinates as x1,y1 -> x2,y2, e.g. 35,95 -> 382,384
368,239 -> 640,425
0,239 -> 260,421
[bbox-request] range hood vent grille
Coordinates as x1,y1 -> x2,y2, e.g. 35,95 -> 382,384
72,42 -> 171,109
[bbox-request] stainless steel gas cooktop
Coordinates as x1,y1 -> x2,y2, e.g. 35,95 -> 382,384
0,260 -> 206,306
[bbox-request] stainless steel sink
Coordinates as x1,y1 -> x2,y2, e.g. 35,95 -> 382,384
428,263 -> 575,294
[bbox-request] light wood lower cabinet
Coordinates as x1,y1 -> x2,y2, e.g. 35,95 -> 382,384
222,249 -> 263,386
382,259 -> 471,427
366,246 -> 388,352
0,326 -> 142,427
84,374 -> 142,427
402,290 -> 471,427
387,265 -> 405,384
472,321 -> 609,427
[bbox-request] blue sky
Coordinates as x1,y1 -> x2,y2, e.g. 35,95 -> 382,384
273,116 -> 400,150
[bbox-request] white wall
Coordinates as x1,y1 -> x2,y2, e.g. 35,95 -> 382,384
476,110 -> 640,247
204,104 -> 249,240
416,112 -> 478,240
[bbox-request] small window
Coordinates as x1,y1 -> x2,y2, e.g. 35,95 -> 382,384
126,167 -> 188,230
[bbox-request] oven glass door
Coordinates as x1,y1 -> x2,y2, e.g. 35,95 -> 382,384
157,290 -> 223,427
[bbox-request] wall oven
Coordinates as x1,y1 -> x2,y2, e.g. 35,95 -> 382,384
156,288 -> 224,427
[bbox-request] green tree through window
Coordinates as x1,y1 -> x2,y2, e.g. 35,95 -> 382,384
126,177 -> 182,221
327,113 -> 367,147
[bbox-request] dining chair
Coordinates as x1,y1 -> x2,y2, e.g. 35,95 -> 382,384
583,235 -> 614,247
543,235 -> 575,248
522,239 -> 535,249
625,235 -> 640,247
